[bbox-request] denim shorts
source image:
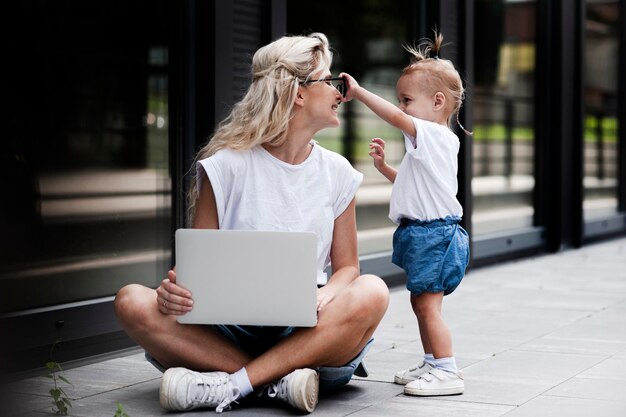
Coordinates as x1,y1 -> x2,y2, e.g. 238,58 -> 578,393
145,324 -> 373,393
392,216 -> 470,296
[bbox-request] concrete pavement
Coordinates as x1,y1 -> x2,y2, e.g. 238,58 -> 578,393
4,236 -> 626,416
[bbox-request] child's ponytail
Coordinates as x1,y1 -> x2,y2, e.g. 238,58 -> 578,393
403,30 -> 445,63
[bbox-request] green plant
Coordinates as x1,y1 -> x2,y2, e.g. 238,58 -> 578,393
45,360 -> 72,415
114,402 -> 130,417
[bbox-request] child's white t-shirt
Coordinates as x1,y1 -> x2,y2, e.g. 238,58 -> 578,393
197,141 -> 363,285
389,116 -> 463,224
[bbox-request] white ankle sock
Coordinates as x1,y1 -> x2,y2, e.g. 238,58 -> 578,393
424,353 -> 435,365
230,368 -> 254,398
432,357 -> 458,373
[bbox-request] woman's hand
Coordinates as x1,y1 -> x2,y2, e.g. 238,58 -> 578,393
155,269 -> 194,315
316,285 -> 338,312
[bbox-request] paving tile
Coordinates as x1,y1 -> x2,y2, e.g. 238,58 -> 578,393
443,308 -> 498,329
348,394 -> 514,417
368,326 -> 420,347
454,332 -> 527,357
437,377 -> 554,406
546,376 -> 626,402
318,379 -> 403,406
503,396 -> 626,417
576,355 -> 626,381
516,335 -> 626,356
6,355 -> 162,400
522,289 -> 621,311
613,349 -> 626,360
454,308 -> 587,343
462,349 -> 604,386
62,379 -> 166,417
0,391 -> 53,416
546,309 -> 626,343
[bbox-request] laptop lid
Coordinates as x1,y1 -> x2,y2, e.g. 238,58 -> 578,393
174,229 -> 318,327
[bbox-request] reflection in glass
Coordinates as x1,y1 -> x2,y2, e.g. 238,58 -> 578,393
583,0 -> 620,219
472,0 -> 536,235
1,2 -> 171,313
288,0 -> 411,254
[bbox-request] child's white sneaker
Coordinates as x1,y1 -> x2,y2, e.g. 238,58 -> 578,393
264,368 -> 319,413
159,367 -> 240,412
394,361 -> 435,385
403,368 -> 464,396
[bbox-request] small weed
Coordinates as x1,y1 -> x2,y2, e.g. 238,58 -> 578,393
114,402 -> 130,417
45,360 -> 72,415
44,341 -> 130,416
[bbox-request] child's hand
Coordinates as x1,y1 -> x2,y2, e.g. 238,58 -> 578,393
369,137 -> 387,171
338,72 -> 360,102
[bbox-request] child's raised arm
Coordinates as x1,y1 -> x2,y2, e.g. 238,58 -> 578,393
340,72 -> 416,138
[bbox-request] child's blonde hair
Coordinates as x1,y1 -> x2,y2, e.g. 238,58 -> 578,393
402,31 -> 472,135
186,32 -> 333,224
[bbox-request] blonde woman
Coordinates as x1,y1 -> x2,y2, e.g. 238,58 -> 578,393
114,32 -> 389,414
341,32 -> 471,397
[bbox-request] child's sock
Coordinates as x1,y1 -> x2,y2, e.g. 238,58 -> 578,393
432,356 -> 458,373
424,353 -> 436,366
230,367 -> 254,398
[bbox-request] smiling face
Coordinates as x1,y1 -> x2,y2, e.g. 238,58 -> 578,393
299,71 -> 344,130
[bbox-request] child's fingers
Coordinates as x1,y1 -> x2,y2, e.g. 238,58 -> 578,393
339,72 -> 358,95
369,143 -> 384,156
369,149 -> 385,161
338,72 -> 353,83
370,137 -> 386,148
369,138 -> 387,163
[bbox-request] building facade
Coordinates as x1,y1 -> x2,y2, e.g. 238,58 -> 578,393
1,0 -> 624,373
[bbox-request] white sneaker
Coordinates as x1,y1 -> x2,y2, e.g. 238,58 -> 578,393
403,368 -> 464,396
394,361 -> 435,385
265,368 -> 319,413
159,367 -> 241,413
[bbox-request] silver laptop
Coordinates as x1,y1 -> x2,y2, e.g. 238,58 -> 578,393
174,229 -> 318,327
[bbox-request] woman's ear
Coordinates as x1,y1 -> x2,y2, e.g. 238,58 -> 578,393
433,91 -> 446,111
294,86 -> 306,107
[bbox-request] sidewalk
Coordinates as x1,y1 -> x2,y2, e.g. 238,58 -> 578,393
4,237 -> 626,416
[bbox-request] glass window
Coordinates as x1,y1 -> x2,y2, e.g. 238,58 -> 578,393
472,0 -> 537,235
583,0 -> 620,220
1,1 -> 171,313
287,0 -> 411,255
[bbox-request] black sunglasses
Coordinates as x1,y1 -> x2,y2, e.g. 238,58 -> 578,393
300,77 -> 346,97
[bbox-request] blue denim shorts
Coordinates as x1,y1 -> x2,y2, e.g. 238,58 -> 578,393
145,324 -> 373,393
392,216 -> 470,296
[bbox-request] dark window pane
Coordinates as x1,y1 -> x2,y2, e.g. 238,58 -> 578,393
1,1 -> 171,313
472,0 -> 536,235
583,0 -> 620,219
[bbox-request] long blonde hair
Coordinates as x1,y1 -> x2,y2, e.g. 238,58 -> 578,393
187,32 -> 333,224
403,31 -> 472,135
